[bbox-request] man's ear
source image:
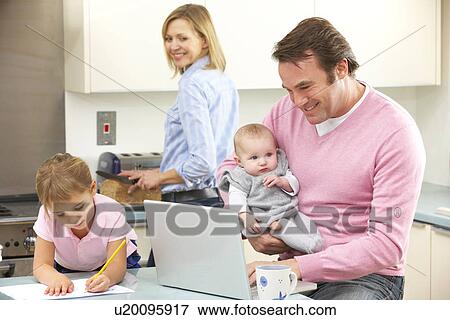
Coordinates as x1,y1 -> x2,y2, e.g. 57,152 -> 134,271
336,58 -> 349,79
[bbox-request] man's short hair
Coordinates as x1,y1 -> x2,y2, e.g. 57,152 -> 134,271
273,17 -> 359,84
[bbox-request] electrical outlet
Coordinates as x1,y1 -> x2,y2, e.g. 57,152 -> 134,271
97,111 -> 116,145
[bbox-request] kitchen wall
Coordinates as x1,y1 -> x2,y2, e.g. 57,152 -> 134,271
66,87 -> 419,177
0,0 -> 65,195
66,1 -> 450,188
65,89 -> 284,175
415,0 -> 450,187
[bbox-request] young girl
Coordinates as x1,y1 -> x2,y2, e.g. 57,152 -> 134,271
33,153 -> 140,296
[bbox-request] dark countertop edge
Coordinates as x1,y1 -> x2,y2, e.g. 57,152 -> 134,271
125,210 -> 146,225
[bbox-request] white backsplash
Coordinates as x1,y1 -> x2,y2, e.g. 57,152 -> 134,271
66,84 -> 450,187
65,1 -> 450,188
415,0 -> 450,187
66,86 -> 429,181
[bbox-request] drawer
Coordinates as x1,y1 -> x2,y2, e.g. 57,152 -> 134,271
431,227 -> 450,299
404,264 -> 430,299
405,222 -> 431,276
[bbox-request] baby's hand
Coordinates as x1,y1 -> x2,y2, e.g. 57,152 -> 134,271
269,221 -> 282,232
263,175 -> 282,188
239,212 -> 261,234
85,274 -> 111,293
44,274 -> 74,296
264,175 -> 292,192
248,222 -> 262,234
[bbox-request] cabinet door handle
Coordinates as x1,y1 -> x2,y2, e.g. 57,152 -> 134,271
413,221 -> 428,228
432,226 -> 450,236
0,263 -> 15,277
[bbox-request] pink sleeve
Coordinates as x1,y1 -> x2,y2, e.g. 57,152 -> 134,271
296,125 -> 426,282
33,205 -> 53,242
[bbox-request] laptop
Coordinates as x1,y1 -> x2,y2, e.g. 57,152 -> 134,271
144,200 -> 316,299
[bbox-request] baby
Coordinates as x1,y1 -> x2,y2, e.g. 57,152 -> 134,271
219,123 -> 321,254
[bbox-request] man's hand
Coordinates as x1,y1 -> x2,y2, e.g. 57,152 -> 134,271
247,231 -> 290,255
247,259 -> 301,285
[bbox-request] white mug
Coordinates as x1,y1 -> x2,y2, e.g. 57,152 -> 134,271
255,265 -> 298,300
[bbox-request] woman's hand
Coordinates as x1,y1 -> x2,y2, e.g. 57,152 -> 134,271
44,273 -> 74,296
119,169 -> 161,193
246,259 -> 301,285
85,274 -> 112,293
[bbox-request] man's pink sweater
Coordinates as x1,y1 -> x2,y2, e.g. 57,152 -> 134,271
219,87 -> 425,282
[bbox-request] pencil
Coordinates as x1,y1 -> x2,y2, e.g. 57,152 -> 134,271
92,239 -> 127,280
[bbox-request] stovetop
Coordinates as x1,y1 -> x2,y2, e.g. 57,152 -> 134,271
0,194 -> 40,218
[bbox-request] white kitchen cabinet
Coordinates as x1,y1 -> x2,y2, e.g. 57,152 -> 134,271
404,221 -> 450,300
430,227 -> 450,299
64,0 -> 441,92
133,222 -> 151,266
64,0 -> 203,93
404,221 -> 431,300
205,0 -> 315,89
315,0 -> 441,87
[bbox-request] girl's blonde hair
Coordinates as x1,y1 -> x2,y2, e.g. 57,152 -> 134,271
35,153 -> 92,212
162,4 -> 226,76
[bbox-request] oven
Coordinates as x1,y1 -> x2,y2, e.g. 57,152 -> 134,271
0,194 -> 39,278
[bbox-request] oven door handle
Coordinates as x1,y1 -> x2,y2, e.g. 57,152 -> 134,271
0,263 -> 15,277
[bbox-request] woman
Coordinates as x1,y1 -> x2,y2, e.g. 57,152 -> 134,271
120,4 -> 239,265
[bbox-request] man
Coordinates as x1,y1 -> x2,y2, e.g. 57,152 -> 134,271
219,17 -> 425,299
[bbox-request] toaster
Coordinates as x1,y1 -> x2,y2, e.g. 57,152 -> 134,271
96,152 -> 163,184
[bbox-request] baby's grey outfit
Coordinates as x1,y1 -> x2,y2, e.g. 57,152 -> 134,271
219,150 -> 322,254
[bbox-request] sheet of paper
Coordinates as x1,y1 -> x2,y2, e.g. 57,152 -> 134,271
0,278 -> 134,300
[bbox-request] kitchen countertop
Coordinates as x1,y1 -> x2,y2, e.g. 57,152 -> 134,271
0,267 -> 309,300
125,206 -> 146,225
126,182 -> 450,229
414,182 -> 450,229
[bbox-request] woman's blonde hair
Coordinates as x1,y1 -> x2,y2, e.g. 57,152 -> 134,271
162,4 -> 226,76
35,153 -> 92,212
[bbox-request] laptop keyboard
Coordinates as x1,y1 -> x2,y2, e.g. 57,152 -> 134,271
250,286 -> 259,299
